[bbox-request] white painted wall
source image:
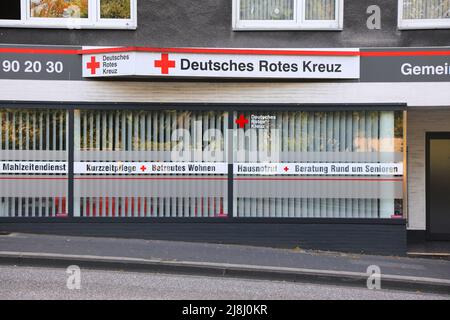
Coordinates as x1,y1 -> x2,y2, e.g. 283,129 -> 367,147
0,80 -> 449,106
407,109 -> 450,230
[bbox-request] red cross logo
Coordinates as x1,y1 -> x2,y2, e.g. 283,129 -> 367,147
140,165 -> 147,172
154,53 -> 176,75
235,115 -> 249,128
284,166 -> 289,172
86,56 -> 100,75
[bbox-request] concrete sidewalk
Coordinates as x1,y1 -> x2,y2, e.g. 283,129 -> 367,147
0,233 -> 450,294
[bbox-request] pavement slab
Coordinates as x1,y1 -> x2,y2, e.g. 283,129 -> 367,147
0,232 -> 450,295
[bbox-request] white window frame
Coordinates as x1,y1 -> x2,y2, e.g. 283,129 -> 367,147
398,0 -> 450,29
233,0 -> 343,31
0,0 -> 137,29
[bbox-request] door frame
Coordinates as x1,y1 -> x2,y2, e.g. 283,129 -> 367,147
426,132 -> 450,240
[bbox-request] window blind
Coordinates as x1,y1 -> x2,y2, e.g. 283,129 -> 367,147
240,0 -> 295,20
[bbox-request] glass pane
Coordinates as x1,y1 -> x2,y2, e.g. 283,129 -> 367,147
100,0 -> 131,19
233,111 -> 404,219
74,110 -> 229,218
0,109 -> 68,218
240,0 -> 294,20
403,0 -> 450,19
305,0 -> 336,20
30,0 -> 89,18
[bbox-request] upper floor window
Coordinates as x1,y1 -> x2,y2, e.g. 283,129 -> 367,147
232,0 -> 343,30
0,0 -> 137,29
399,0 -> 450,29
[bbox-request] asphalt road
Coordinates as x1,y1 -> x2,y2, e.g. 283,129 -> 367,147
0,265 -> 448,300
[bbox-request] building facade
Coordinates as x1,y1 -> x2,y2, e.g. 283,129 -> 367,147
0,0 -> 449,255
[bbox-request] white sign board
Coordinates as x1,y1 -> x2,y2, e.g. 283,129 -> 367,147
234,163 -> 404,176
74,162 -> 228,175
83,48 -> 360,79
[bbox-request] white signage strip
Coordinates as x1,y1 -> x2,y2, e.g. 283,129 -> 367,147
74,162 -> 228,175
82,48 -> 360,79
235,163 -> 404,176
0,162 -> 67,174
0,161 -> 401,176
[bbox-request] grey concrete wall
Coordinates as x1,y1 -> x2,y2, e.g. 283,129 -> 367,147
0,0 -> 449,48
407,109 -> 450,231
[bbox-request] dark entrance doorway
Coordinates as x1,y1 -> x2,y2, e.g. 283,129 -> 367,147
427,133 -> 450,240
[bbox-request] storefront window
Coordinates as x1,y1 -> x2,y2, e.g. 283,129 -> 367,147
100,0 -> 131,19
399,0 -> 450,29
0,109 -> 68,218
73,110 -> 229,218
30,0 -> 89,19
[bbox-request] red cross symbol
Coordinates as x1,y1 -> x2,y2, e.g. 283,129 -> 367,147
235,114 -> 249,128
86,56 -> 100,75
154,53 -> 176,75
284,166 -> 289,172
140,165 -> 147,172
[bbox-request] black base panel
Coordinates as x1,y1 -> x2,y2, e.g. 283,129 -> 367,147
0,222 -> 407,256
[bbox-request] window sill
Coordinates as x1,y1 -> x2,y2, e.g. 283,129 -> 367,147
232,26 -> 343,31
0,21 -> 137,30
